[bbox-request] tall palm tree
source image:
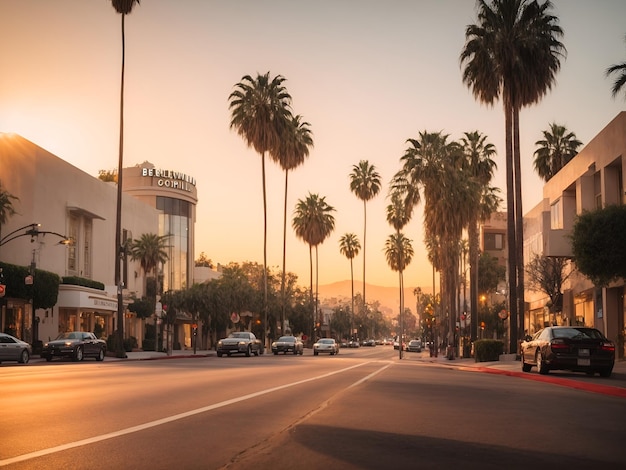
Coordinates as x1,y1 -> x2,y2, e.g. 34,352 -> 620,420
292,193 -> 335,340
349,160 -> 381,314
533,123 -> 582,182
460,0 -> 565,353
339,233 -> 361,341
460,130 -> 498,342
385,190 -> 413,359
274,114 -> 313,334
111,0 -> 141,358
228,72 -> 292,346
606,34 -> 626,100
393,131 -> 479,357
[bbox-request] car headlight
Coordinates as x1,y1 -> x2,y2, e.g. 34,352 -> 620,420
217,341 -> 223,346
271,342 -> 277,347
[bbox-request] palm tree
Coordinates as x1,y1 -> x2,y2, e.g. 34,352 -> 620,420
349,160 -> 381,315
0,181 -> 19,241
533,123 -> 582,182
460,0 -> 565,354
339,233 -> 361,341
606,34 -> 626,100
385,190 -> 413,359
292,193 -> 335,340
460,131 -> 498,342
228,72 -> 292,346
274,114 -> 313,334
110,0 -> 141,358
393,131 -> 479,357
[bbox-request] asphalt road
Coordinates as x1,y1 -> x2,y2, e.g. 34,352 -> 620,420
2,347 -> 625,469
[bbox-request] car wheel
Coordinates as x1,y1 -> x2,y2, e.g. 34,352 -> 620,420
245,345 -> 251,357
74,347 -> 84,362
96,349 -> 105,361
293,349 -> 298,355
273,351 -> 278,355
19,349 -> 30,364
217,351 -> 223,357
45,355 -> 53,362
521,356 -> 532,372
314,351 -> 319,356
599,367 -> 613,378
536,350 -> 548,375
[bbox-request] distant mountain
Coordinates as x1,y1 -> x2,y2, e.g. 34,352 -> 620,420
318,280 -> 427,318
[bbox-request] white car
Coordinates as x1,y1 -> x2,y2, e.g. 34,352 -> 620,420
313,338 -> 339,355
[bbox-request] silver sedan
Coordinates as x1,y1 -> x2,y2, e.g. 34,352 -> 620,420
0,333 -> 31,364
313,338 -> 339,356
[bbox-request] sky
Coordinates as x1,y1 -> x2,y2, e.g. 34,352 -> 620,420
1,0 -> 625,292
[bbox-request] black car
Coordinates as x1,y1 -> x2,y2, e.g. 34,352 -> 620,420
271,336 -> 304,355
41,331 -> 107,362
521,326 -> 615,377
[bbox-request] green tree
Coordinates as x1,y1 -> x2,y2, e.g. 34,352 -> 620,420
461,0 -> 565,353
606,34 -> 626,100
478,252 -> 506,295
349,160 -> 381,313
460,131 -> 499,341
195,252 -> 213,268
525,254 -> 572,314
292,193 -> 336,339
571,205 -> 626,287
228,72 -> 292,345
339,233 -> 360,340
0,181 -> 19,241
274,114 -> 313,335
111,0 -> 141,358
533,123 -> 582,182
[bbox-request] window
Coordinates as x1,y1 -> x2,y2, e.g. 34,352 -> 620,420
484,232 -> 504,251
550,199 -> 562,229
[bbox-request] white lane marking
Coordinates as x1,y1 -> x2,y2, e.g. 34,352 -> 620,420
0,361 -> 376,467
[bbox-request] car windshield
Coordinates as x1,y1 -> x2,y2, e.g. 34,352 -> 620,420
553,328 -> 604,340
56,332 -> 79,340
319,339 -> 334,344
229,332 -> 250,339
278,336 -> 295,342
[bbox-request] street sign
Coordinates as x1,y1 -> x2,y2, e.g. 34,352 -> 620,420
0,284 -> 5,297
25,275 -> 33,285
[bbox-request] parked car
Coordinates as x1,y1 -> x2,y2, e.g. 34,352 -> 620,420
0,332 -> 32,364
41,331 -> 106,362
362,339 -> 376,347
348,340 -> 360,348
313,338 -> 339,355
521,326 -> 615,377
406,339 -> 423,352
271,336 -> 304,355
216,331 -> 264,357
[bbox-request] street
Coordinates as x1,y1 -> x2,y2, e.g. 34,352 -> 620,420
2,347 -> 625,469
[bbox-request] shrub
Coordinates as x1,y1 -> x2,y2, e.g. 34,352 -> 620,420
474,339 -> 504,362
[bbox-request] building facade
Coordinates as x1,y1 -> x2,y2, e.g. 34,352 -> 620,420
0,134 -> 198,350
523,112 -> 626,358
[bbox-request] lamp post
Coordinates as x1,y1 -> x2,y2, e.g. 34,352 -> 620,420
0,223 -> 70,345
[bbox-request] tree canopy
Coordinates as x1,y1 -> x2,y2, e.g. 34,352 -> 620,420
571,205 -> 626,287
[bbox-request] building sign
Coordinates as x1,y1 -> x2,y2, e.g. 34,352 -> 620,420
142,168 -> 196,192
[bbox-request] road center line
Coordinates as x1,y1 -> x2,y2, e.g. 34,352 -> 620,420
0,361 -> 374,467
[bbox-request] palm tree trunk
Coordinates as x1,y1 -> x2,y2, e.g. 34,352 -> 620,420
513,106 -> 524,354
469,216 -> 479,342
362,200 -> 367,312
308,244 -> 314,342
504,101 -> 518,356
114,13 -> 127,358
315,245 -> 320,336
350,258 -> 355,341
261,151 -> 268,347
280,169 -> 289,335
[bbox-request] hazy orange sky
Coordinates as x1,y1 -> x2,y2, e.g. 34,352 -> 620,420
1,0 -> 625,291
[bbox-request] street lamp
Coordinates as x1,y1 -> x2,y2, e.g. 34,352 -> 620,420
0,223 -> 71,345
